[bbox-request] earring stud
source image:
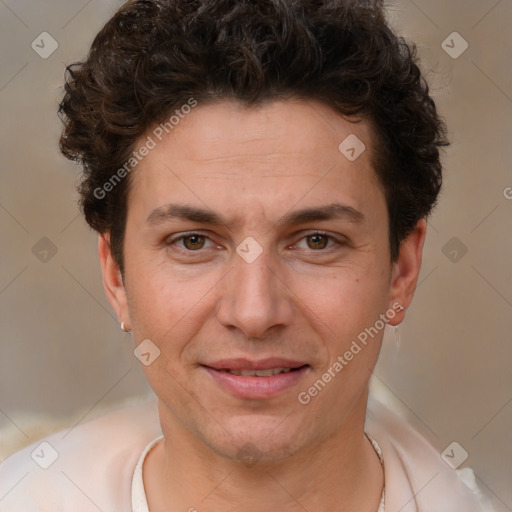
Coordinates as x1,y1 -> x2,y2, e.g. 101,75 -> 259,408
120,322 -> 131,333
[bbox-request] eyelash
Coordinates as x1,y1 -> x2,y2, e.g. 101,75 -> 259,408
166,231 -> 344,252
167,232 -> 218,251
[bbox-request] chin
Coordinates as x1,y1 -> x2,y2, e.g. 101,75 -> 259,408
203,414 -> 314,465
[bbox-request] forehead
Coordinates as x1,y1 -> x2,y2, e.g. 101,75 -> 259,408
128,99 -> 385,227
149,99 -> 376,166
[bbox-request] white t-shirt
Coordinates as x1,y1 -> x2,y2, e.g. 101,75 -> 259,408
0,396 -> 492,511
131,435 -> 162,512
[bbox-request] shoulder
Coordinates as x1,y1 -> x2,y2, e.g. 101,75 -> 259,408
0,397 -> 161,512
366,395 -> 493,512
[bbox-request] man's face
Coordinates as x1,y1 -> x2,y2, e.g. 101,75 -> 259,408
119,99 -> 398,461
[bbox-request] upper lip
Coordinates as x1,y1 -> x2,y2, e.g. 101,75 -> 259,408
203,358 -> 309,371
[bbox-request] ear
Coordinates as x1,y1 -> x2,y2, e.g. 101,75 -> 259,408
387,218 -> 427,326
98,233 -> 131,330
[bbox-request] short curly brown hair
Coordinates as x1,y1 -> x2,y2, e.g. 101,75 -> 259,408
59,0 -> 448,274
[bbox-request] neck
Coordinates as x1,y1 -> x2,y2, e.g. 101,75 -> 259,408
144,395 -> 383,512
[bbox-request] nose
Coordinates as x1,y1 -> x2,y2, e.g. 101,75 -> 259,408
216,251 -> 294,339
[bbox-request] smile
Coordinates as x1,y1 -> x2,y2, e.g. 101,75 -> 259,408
202,359 -> 310,399
218,368 -> 293,376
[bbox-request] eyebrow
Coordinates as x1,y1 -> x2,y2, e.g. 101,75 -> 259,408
277,203 -> 365,227
146,202 -> 365,227
147,204 -> 223,225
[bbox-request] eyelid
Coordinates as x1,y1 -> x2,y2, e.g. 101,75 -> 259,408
164,230 -> 346,250
291,230 -> 347,249
166,231 -> 218,249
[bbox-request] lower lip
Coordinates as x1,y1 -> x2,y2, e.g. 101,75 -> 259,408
203,366 -> 309,399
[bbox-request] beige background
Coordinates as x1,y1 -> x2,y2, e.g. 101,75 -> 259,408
0,0 -> 510,509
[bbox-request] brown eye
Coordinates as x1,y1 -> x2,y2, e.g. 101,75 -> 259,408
306,234 -> 329,250
183,234 -> 206,250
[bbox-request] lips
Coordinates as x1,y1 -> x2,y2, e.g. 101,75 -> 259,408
204,357 -> 308,371
220,368 -> 293,377
202,358 -> 309,399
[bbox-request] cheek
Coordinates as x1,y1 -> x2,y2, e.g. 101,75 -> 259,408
291,260 -> 391,349
124,268 -> 215,396
309,256 -> 388,301
123,253 -> 219,349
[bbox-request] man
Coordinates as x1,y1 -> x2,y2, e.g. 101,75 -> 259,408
0,0 -> 492,510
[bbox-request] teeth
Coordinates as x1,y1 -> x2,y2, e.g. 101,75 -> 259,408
222,368 -> 293,377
